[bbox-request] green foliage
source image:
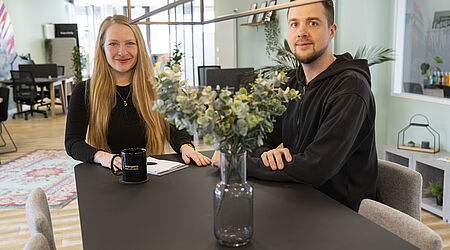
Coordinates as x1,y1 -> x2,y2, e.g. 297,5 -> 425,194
264,14 -> 280,57
166,43 -> 184,68
71,46 -> 86,83
424,179 -> 443,200
154,65 -> 300,155
420,56 -> 443,76
244,39 -> 299,84
354,45 -> 395,67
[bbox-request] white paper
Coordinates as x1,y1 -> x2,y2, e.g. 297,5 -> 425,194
146,156 -> 188,176
437,157 -> 450,163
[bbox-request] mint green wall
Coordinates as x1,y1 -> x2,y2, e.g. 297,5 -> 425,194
335,0 -> 450,154
334,0 -> 394,156
4,0 -> 68,64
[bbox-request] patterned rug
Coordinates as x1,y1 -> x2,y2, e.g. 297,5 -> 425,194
0,149 -> 81,208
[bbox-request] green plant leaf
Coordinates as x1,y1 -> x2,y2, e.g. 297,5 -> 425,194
434,56 -> 443,64
420,63 -> 430,75
354,45 -> 395,67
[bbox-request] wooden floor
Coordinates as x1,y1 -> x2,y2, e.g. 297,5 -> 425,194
1,111 -> 450,249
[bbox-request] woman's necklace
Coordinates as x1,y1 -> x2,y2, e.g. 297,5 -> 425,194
116,87 -> 132,107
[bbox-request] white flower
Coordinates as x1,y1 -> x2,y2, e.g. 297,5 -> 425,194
163,68 -> 175,80
172,64 -> 181,73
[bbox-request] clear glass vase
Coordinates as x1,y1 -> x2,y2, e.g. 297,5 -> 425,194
214,151 -> 254,247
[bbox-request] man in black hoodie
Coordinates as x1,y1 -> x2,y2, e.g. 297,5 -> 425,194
246,0 -> 378,211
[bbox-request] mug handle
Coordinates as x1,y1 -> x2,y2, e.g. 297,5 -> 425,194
110,154 -> 123,176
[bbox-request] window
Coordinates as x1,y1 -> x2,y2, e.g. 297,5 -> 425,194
73,0 -> 215,86
393,0 -> 450,104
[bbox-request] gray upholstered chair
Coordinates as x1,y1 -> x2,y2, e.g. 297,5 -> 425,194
23,233 -> 50,250
377,159 -> 422,220
25,188 -> 56,250
359,199 -> 442,250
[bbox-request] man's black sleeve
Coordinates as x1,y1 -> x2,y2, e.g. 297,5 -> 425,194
247,92 -> 372,186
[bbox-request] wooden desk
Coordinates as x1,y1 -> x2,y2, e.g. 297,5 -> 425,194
0,76 -> 73,118
75,152 -> 417,250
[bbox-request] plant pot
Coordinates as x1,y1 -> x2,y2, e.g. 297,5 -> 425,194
407,142 -> 415,147
436,197 -> 443,206
214,152 -> 253,247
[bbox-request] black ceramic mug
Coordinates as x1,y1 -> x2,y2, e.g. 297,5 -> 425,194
110,148 -> 148,184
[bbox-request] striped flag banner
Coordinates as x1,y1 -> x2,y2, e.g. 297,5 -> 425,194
0,0 -> 14,55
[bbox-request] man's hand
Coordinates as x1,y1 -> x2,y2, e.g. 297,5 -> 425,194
180,144 -> 211,166
261,148 -> 292,170
94,150 -> 122,171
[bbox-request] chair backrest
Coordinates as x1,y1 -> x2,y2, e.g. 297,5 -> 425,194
23,233 -> 51,250
10,70 -> 38,102
198,65 -> 221,86
19,64 -> 58,78
377,159 -> 422,220
0,87 -> 9,122
25,188 -> 56,250
359,199 -> 442,250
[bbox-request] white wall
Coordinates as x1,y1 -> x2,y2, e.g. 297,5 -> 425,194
4,0 -> 68,63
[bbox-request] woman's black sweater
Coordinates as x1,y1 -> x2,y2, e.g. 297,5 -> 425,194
65,81 -> 192,163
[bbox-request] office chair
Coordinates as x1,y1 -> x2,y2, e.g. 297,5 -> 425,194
38,65 -> 65,111
0,87 -> 17,154
26,188 -> 56,250
10,70 -> 48,120
198,65 -> 221,86
23,233 -> 51,250
359,199 -> 442,250
376,159 -> 423,220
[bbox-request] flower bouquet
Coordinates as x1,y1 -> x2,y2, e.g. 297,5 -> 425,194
153,64 -> 299,154
153,64 -> 299,247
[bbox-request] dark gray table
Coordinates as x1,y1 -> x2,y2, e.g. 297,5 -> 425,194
75,152 -> 418,250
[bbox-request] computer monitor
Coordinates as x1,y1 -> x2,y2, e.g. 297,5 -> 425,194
206,68 -> 254,91
198,65 -> 221,86
19,64 -> 58,78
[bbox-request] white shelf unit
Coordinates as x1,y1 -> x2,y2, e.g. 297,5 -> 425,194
383,146 -> 450,222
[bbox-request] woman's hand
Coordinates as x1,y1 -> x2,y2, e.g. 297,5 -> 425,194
211,151 -> 221,168
93,150 -> 122,171
180,144 -> 211,167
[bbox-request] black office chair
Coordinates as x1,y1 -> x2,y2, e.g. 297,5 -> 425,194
38,65 -> 65,110
0,87 -> 17,153
10,70 -> 48,120
198,65 -> 221,86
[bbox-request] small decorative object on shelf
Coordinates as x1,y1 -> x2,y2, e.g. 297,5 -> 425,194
264,0 -> 277,22
247,3 -> 258,24
255,1 -> 267,23
397,114 -> 440,153
421,140 -> 430,149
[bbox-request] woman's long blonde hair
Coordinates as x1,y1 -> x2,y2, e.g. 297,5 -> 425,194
87,14 -> 169,155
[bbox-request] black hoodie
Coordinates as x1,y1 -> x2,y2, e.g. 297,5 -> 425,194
247,53 -> 378,211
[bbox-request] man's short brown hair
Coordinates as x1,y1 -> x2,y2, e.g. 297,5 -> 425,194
289,0 -> 334,27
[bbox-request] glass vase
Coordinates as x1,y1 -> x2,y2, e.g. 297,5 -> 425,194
213,151 -> 254,247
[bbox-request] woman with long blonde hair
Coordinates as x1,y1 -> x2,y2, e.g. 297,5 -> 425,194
65,15 -> 210,170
